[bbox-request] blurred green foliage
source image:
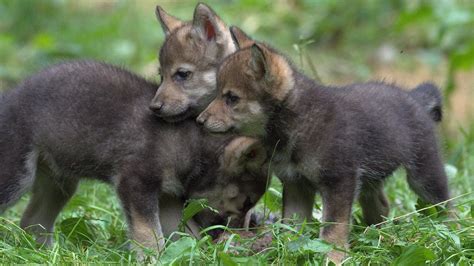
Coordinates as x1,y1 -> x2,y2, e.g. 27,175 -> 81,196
1,0 -> 473,161
0,0 -> 161,87
1,0 -> 473,88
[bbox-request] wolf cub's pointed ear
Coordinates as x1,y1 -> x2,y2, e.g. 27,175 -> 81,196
192,3 -> 235,55
155,6 -> 185,36
250,43 -> 294,101
222,137 -> 267,174
230,26 -> 254,49
249,43 -> 270,81
193,3 -> 223,41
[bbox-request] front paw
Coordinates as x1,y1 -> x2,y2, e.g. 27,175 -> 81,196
326,249 -> 347,265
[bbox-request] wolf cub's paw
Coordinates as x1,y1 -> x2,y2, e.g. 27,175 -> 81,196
326,249 -> 347,265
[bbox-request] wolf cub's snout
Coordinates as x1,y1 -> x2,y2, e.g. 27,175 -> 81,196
150,3 -> 236,122
189,137 -> 268,229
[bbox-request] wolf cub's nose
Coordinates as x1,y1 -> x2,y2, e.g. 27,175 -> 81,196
196,114 -> 207,125
149,102 -> 163,113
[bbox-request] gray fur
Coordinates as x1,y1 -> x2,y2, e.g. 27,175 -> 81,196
0,61 -> 266,252
266,74 -> 449,211
149,3 -> 236,121
199,41 -> 451,262
409,82 -> 443,122
266,71 -> 450,256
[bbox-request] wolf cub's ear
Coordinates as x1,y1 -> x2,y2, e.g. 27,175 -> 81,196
222,137 -> 267,174
230,26 -> 254,49
249,43 -> 270,81
155,6 -> 185,36
192,3 -> 235,56
192,3 -> 224,41
250,43 -> 294,101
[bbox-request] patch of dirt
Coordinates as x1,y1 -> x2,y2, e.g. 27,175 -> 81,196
215,230 -> 273,253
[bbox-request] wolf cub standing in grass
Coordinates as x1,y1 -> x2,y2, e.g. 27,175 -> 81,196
197,27 -> 452,262
0,61 -> 267,256
149,3 -> 237,122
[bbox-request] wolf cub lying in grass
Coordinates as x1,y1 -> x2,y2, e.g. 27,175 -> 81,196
0,61 -> 267,256
198,27 -> 452,263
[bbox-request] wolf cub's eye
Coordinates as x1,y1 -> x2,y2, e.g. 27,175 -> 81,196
224,92 -> 240,106
174,69 -> 192,81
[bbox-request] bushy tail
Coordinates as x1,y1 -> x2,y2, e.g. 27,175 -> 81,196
409,82 -> 443,122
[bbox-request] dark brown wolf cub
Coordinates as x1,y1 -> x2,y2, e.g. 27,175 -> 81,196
0,61 -> 267,257
197,27 -> 451,262
149,3 -> 236,122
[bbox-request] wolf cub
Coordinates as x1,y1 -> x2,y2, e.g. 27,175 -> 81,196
0,61 -> 267,254
149,3 -> 237,122
198,27 -> 451,262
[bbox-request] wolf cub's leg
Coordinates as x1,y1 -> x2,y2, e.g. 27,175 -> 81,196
405,138 -> 450,206
282,178 -> 315,223
0,148 -> 38,213
116,177 -> 164,257
20,165 -> 78,246
320,177 -> 357,264
358,179 -> 390,225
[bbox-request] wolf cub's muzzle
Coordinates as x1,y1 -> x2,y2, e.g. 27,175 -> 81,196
149,85 -> 195,122
196,101 -> 234,133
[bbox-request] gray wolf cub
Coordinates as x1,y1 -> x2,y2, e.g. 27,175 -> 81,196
198,27 -> 451,262
0,61 -> 267,255
149,3 -> 236,122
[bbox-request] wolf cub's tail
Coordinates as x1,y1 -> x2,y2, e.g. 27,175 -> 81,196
409,82 -> 443,122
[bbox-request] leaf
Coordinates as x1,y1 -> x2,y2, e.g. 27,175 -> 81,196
302,239 -> 333,253
159,236 -> 196,264
231,256 -> 262,265
443,230 -> 461,249
287,236 -> 332,254
262,188 -> 282,213
394,245 -> 436,266
416,198 -> 439,218
219,252 -> 238,266
272,222 -> 300,233
180,199 -> 218,231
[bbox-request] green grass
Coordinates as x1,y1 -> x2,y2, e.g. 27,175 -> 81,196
1,136 -> 473,264
1,0 -> 473,264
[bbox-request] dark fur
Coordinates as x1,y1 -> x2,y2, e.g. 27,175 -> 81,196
267,74 -> 449,202
199,40 -> 451,262
0,61 -> 266,252
409,82 -> 443,122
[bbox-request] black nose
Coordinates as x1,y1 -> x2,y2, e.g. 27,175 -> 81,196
196,115 -> 205,125
149,102 -> 163,112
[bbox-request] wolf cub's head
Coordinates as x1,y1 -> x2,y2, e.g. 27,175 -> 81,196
197,27 -> 295,136
188,137 -> 268,228
150,3 -> 236,122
